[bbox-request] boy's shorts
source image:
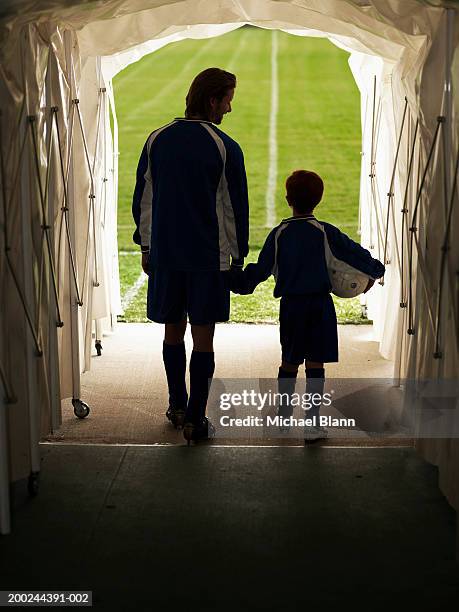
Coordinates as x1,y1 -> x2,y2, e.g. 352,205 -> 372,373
279,293 -> 338,365
147,267 -> 230,325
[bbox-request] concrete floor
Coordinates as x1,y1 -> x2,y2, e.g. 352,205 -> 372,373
1,444 -> 459,610
48,323 -> 403,445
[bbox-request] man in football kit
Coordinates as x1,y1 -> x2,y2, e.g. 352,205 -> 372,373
132,68 -> 249,443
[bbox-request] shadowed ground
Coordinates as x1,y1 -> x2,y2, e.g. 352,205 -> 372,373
1,445 -> 458,610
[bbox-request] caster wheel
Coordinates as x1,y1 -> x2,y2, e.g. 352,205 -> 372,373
72,399 -> 90,419
28,472 -> 39,497
95,341 -> 102,356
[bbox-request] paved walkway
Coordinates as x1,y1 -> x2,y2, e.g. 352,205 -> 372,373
48,324 -> 401,445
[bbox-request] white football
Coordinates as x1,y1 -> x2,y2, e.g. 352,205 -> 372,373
305,218 -> 372,299
328,269 -> 370,298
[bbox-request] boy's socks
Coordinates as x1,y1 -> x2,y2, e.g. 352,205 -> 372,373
162,342 -> 188,411
185,351 -> 215,424
306,367 -> 325,423
277,367 -> 297,419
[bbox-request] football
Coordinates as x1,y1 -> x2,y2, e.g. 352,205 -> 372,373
306,219 -> 372,299
328,268 -> 370,298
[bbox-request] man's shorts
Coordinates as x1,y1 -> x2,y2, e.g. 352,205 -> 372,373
279,293 -> 338,365
147,267 -> 230,325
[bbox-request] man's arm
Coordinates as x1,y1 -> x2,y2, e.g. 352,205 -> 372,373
132,138 -> 154,275
224,140 -> 249,267
132,138 -> 153,258
322,222 -> 385,279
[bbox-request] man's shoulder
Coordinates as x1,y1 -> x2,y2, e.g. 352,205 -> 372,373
150,119 -> 239,148
145,120 -> 178,143
207,125 -> 242,151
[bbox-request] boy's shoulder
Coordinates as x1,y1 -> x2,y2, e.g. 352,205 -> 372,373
275,215 -> 329,232
269,217 -> 350,245
264,216 -> 323,244
316,220 -> 341,232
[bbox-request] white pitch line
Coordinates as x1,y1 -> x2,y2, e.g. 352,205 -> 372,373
226,27 -> 249,72
265,30 -> 279,228
121,272 -> 147,312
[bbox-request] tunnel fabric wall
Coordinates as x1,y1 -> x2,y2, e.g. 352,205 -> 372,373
0,0 -> 458,528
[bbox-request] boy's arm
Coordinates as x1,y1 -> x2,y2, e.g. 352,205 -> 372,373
237,229 -> 277,294
322,222 -> 385,279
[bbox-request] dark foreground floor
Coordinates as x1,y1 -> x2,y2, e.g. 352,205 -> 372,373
1,444 -> 459,611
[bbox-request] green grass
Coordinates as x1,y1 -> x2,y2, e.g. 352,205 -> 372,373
113,26 -> 367,324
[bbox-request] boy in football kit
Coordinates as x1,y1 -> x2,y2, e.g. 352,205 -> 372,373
131,68 -> 249,443
235,170 -> 385,441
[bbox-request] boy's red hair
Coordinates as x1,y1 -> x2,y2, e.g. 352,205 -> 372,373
286,170 -> 324,213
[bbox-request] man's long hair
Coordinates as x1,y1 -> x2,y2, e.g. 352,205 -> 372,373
185,68 -> 236,120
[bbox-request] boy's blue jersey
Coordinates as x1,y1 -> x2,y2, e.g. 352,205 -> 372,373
132,118 -> 249,271
244,215 -> 385,297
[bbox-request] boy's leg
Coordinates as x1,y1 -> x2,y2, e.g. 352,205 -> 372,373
163,319 -> 188,424
278,297 -> 302,420
278,361 -> 299,423
305,360 -> 325,424
185,323 -> 216,425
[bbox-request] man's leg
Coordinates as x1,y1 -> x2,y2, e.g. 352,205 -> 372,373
163,319 -> 188,425
185,323 -> 215,426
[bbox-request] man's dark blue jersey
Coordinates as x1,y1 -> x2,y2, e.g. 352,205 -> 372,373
242,215 -> 385,297
132,118 -> 249,271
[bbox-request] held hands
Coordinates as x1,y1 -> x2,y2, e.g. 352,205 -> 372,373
224,258 -> 248,294
141,252 -> 149,275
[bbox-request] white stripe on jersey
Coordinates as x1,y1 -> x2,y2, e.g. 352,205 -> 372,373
200,123 -> 239,270
139,121 -> 176,248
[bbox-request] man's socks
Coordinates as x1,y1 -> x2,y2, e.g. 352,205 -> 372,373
162,342 -> 188,411
185,351 -> 215,424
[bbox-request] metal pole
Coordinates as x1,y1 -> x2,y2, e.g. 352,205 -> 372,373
400,119 -> 419,308
21,117 -> 41,493
106,79 -> 120,333
382,98 -> 408,273
433,8 -> 456,362
16,26 -> 43,495
443,9 -> 454,217
368,76 -> 376,250
64,31 -> 82,406
45,51 -> 63,431
407,117 -> 443,335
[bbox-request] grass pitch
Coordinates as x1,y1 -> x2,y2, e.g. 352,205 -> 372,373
114,27 -> 367,324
